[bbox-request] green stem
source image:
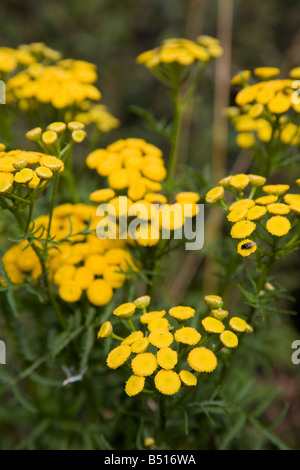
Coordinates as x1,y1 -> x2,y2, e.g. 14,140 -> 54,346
167,93 -> 182,185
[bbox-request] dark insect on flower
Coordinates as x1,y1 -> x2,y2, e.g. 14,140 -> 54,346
241,242 -> 256,250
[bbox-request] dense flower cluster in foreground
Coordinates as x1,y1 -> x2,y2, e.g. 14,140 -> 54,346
228,67 -> 300,150
205,174 -> 300,257
1,203 -> 138,306
97,295 -> 253,397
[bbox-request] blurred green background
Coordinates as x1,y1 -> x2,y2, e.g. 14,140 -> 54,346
0,0 -> 300,449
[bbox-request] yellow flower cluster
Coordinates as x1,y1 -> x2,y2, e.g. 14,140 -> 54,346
0,146 -> 63,195
0,46 -> 35,75
136,36 -> 223,68
7,58 -> 100,110
2,204 -> 138,306
98,294 -> 252,397
75,104 -> 120,133
228,67 -> 300,149
86,137 -> 167,198
205,174 -> 300,256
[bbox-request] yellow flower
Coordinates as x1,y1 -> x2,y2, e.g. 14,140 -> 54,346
89,188 -> 115,203
220,330 -> 238,348
263,184 -> 290,196
147,317 -> 170,332
125,375 -> 145,397
253,67 -> 280,79
131,338 -> 149,354
42,130 -> 58,145
25,127 -> 42,141
86,279 -> 113,306
103,265 -> 126,289
122,331 -> 144,346
134,295 -> 151,309
14,168 -> 34,184
229,317 -> 247,333
229,199 -> 255,211
266,216 -> 291,237
204,295 -> 223,309
35,166 -> 53,180
84,254 -> 108,275
202,316 -> 225,334
97,321 -> 113,339
53,264 -> 76,285
290,203 -> 300,216
58,280 -> 82,303
169,306 -> 195,321
175,192 -> 200,204
148,330 -> 174,349
267,203 -> 290,215
154,370 -> 181,395
236,132 -> 255,149
227,207 -> 248,223
230,220 -> 256,239
230,174 -> 250,190
113,302 -> 136,319
187,347 -> 217,373
47,122 -> 67,134
284,194 -> 300,205
140,310 -> 166,324
255,195 -> 278,205
71,129 -> 87,143
246,205 -> 267,221
211,309 -> 229,320
248,174 -> 267,187
131,352 -> 157,376
39,155 -> 64,173
179,370 -> 197,386
174,327 -> 201,345
237,239 -> 257,257
268,92 -> 291,114
205,186 -> 224,203
144,437 -> 155,447
107,344 -> 131,369
156,347 -> 178,369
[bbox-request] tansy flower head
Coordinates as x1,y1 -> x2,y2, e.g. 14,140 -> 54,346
58,280 -> 82,303
122,331 -> 144,346
140,310 -> 166,324
131,352 -> 157,376
14,168 -> 34,184
255,195 -> 278,205
87,279 -> 113,306
89,188 -> 115,203
246,205 -> 267,221
187,347 -> 217,373
169,306 -> 195,321
35,166 -> 53,180
131,338 -> 149,354
148,330 -> 173,349
220,330 -> 238,348
267,203 -> 290,215
125,375 -> 145,397
237,239 -> 257,257
113,302 -> 136,319
107,344 -> 131,369
154,370 -> 181,396
156,347 -> 178,369
229,316 -> 248,333
25,127 -> 42,141
266,216 -> 291,237
42,130 -> 58,145
263,184 -> 290,196
230,220 -> 256,239
227,207 -> 248,223
174,327 -> 201,345
47,122 -> 67,134
229,199 -> 255,211
248,174 -> 267,187
97,321 -> 113,339
202,316 -> 225,334
211,309 -> 229,320
205,186 -> 224,203
179,370 -> 197,386
204,295 -> 223,309
284,194 -> 300,205
253,67 -> 280,79
147,317 -> 170,332
134,295 -> 151,309
230,174 -> 250,190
